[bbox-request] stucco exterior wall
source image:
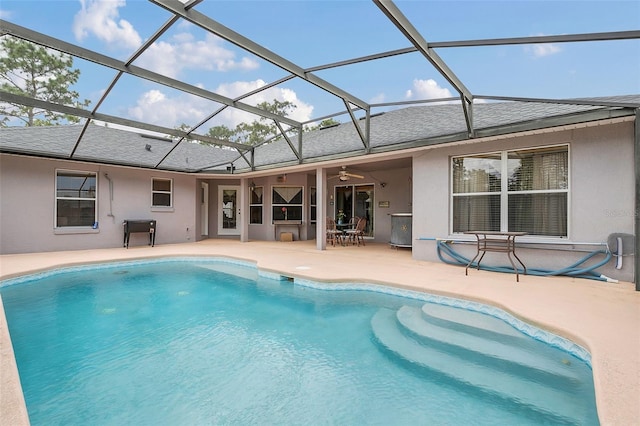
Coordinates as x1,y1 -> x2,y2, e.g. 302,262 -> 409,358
1,119 -> 633,283
244,174 -> 309,242
0,154 -> 197,254
412,121 -> 635,282
363,167 -> 413,243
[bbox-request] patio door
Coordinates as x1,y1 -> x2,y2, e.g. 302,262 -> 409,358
335,184 -> 374,236
218,185 -> 240,235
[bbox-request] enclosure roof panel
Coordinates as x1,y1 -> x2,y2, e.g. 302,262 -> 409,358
1,0 -> 638,171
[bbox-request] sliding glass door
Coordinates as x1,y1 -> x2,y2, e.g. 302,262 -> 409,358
335,184 -> 374,236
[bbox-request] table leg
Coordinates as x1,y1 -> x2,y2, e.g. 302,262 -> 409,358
512,247 -> 526,276
465,235 -> 482,275
506,236 -> 526,282
506,251 -> 520,282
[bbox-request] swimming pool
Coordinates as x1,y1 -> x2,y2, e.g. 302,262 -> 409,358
1,257 -> 599,425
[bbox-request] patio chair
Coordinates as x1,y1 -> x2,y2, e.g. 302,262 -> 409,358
326,217 -> 344,247
349,216 -> 360,229
345,217 -> 367,246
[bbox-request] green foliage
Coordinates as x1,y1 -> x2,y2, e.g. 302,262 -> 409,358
0,36 -> 90,127
202,99 -> 297,147
182,99 -> 334,148
175,122 -> 196,141
305,118 -> 340,132
206,124 -> 235,141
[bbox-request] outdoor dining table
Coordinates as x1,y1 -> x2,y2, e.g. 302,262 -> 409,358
464,231 -> 527,282
335,221 -> 355,245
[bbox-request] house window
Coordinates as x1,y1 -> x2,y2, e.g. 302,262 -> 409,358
310,187 -> 316,223
250,186 -> 263,224
55,170 -> 97,227
272,186 -> 303,221
452,145 -> 568,237
152,178 -> 172,207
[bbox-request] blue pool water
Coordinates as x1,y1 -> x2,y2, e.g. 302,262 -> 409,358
1,258 -> 598,425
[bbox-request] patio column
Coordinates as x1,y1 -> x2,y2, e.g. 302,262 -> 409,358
635,108 -> 639,291
316,166 -> 327,250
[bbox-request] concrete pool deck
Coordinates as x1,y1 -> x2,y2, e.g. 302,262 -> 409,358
1,239 -> 639,425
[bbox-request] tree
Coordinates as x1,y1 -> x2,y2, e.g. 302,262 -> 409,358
204,99 -> 297,147
305,118 -> 340,132
318,118 -> 340,128
174,122 -> 196,142
0,36 -> 90,127
205,124 -> 236,146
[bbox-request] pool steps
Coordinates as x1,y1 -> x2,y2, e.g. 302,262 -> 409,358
398,305 -> 581,383
420,302 -> 525,339
192,263 -> 259,281
371,306 -> 585,422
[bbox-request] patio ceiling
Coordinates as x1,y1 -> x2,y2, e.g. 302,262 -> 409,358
0,0 -> 639,174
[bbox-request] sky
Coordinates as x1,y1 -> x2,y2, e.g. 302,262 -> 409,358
1,0 -> 639,132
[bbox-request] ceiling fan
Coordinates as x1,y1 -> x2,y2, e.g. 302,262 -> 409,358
329,166 -> 364,181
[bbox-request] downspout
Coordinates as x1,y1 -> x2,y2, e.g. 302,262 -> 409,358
104,173 -> 115,221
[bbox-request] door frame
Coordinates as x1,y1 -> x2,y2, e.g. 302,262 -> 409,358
217,185 -> 241,235
200,181 -> 209,236
334,183 -> 374,237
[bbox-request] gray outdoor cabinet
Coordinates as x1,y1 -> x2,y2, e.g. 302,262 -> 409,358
390,213 -> 412,248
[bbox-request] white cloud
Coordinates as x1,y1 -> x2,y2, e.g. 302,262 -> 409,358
71,1 -> 258,79
137,33 -> 259,78
405,79 -> 453,100
73,0 -> 142,49
526,43 -> 562,58
214,80 -> 267,98
127,80 -> 313,130
127,89 -> 210,127
136,40 -> 179,77
277,88 -> 314,123
214,80 -> 313,126
0,9 -> 13,19
524,34 -> 562,58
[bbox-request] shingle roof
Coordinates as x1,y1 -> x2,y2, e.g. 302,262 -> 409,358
245,96 -> 640,171
0,123 -> 238,172
2,95 -> 638,174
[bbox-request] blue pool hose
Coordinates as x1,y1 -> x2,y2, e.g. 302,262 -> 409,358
425,238 -> 616,282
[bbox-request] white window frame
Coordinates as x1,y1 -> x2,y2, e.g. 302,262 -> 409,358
151,177 -> 173,210
271,185 -> 304,222
451,144 -> 570,237
250,185 -> 264,225
310,186 -> 317,224
54,169 -> 97,229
